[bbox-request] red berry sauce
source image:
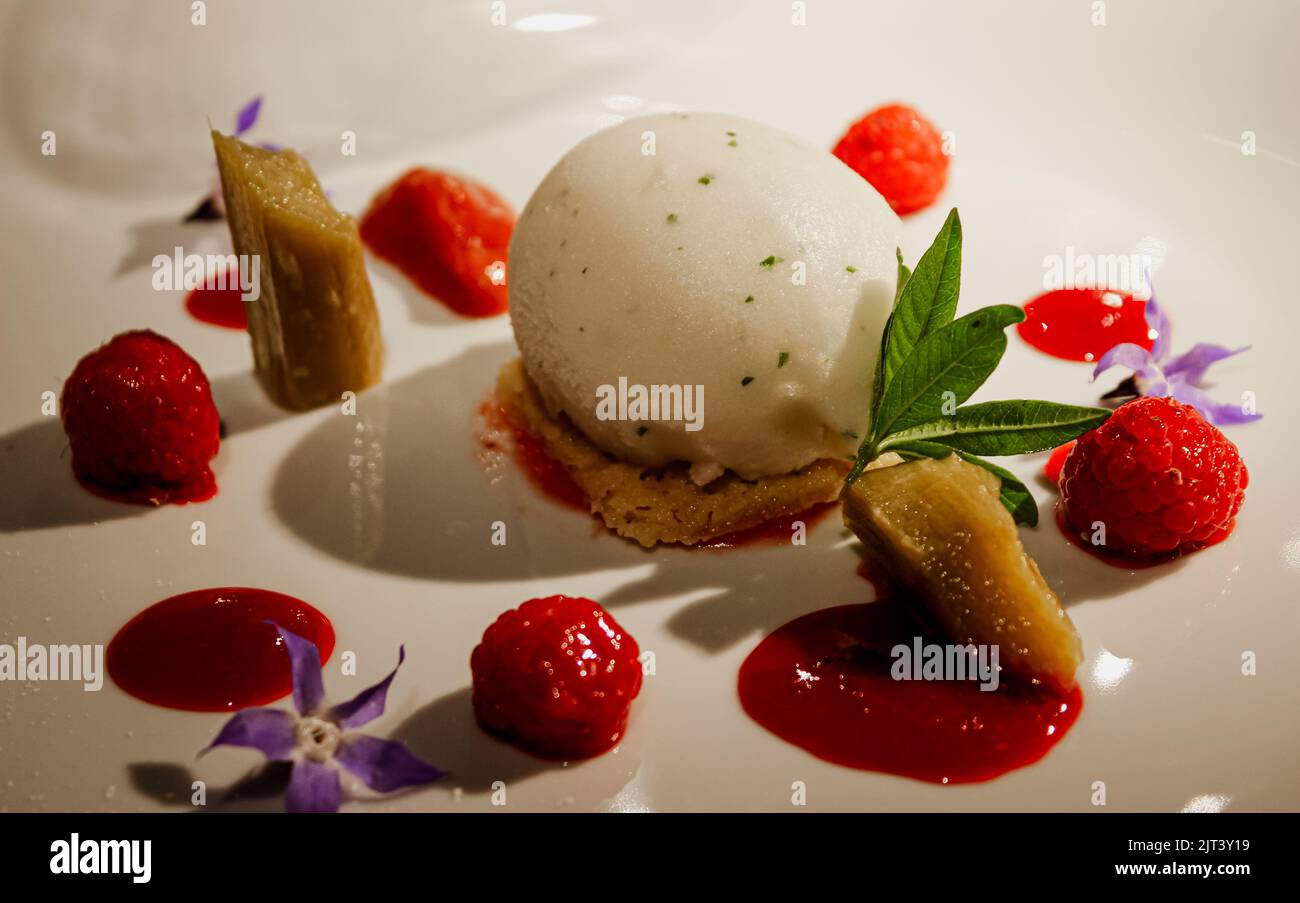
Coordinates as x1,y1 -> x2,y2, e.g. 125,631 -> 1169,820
1018,289 -> 1154,362
107,588 -> 335,712
361,168 -> 515,317
478,399 -> 588,513
184,273 -> 247,330
739,599 -> 1082,783
697,503 -> 836,549
1043,441 -> 1075,484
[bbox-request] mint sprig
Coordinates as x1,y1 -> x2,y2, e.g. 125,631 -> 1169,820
846,208 -> 1111,526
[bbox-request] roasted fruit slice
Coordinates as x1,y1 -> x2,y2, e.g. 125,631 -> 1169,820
841,454 -> 1082,691
212,131 -> 383,410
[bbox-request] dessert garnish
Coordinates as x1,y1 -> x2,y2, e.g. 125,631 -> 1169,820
1017,287 -> 1153,362
204,625 -> 445,813
107,588 -> 335,711
61,330 -> 220,505
833,103 -> 949,215
738,600 -> 1083,783
212,131 -> 384,411
1091,287 -> 1261,425
361,168 -> 515,317
185,271 -> 248,330
471,596 -> 642,760
845,209 -> 1111,527
184,96 -> 272,223
1059,396 -> 1248,558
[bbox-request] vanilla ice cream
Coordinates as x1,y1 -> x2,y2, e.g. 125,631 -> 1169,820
508,113 -> 901,480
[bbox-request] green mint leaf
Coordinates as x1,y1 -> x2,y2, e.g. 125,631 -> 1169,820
882,208 -> 961,384
894,247 -> 911,304
871,304 -> 1025,441
869,247 -> 910,416
883,400 -> 1111,456
890,440 -> 1039,526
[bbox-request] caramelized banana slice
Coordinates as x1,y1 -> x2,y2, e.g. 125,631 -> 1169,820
841,454 -> 1082,691
212,131 -> 383,410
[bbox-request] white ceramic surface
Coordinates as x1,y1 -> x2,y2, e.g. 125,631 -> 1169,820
1,0 -> 1296,812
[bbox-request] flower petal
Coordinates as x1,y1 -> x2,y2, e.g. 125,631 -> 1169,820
268,622 -> 325,716
234,96 -> 263,136
1144,286 -> 1171,361
1163,342 -> 1249,383
329,646 -> 405,729
285,759 -> 341,813
336,734 -> 447,793
1167,375 -> 1262,425
202,707 -> 296,760
1092,342 -> 1156,382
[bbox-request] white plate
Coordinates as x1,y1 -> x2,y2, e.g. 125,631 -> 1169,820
1,0 -> 1296,812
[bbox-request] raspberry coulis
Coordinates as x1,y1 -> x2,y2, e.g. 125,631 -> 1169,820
738,597 -> 1083,784
1018,288 -> 1154,362
184,273 -> 247,330
361,168 -> 514,317
107,588 -> 335,712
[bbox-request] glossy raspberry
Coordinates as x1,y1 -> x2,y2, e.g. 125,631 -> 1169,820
833,103 -> 949,215
471,595 -> 642,760
61,330 -> 220,505
1060,397 -> 1247,558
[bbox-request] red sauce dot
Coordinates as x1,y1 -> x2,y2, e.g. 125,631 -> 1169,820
361,168 -> 514,318
698,503 -> 836,549
184,274 -> 247,330
1018,288 -> 1153,362
739,600 -> 1082,784
107,588 -> 335,712
1043,441 -> 1076,485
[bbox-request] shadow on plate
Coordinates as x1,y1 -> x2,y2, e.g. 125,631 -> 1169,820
391,687 -> 551,794
0,370 -> 290,533
392,686 -> 640,805
271,341 -> 648,581
114,216 -> 222,278
603,531 -> 875,654
127,760 -> 292,812
0,418 -> 144,532
368,255 -> 471,329
1020,505 -> 1187,606
210,369 -> 294,436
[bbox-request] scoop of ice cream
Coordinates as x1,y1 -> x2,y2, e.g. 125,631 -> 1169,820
508,112 -> 901,480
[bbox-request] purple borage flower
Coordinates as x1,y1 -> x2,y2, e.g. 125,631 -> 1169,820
1091,284 -> 1261,426
203,624 -> 446,813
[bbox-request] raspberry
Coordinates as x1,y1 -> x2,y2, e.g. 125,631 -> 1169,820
471,595 -> 642,759
833,104 -> 949,215
61,330 -> 220,505
1060,397 -> 1248,558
